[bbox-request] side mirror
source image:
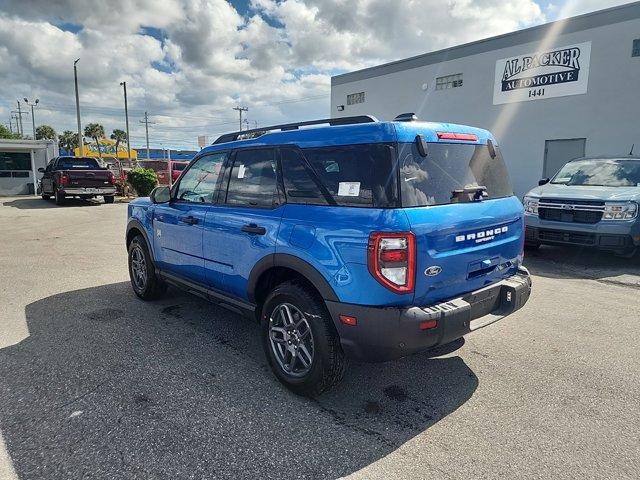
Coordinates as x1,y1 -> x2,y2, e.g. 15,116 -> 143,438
150,186 -> 171,204
38,167 -> 45,173
538,178 -> 550,186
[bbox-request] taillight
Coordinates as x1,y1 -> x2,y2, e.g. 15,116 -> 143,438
107,171 -> 115,185
59,174 -> 70,187
367,232 -> 416,294
437,132 -> 478,142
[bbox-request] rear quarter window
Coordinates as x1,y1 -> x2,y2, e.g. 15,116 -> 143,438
282,144 -> 398,208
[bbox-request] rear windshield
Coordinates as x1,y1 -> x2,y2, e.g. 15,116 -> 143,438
58,158 -> 101,169
398,142 -> 513,207
281,144 -> 398,208
173,162 -> 188,171
551,159 -> 640,187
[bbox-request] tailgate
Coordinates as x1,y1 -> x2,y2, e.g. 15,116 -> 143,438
65,169 -> 112,188
404,197 -> 524,306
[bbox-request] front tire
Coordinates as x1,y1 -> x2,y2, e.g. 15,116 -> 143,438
261,281 -> 346,396
128,235 -> 167,300
104,195 -> 115,204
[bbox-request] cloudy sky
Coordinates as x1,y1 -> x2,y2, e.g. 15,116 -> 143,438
0,0 -> 632,149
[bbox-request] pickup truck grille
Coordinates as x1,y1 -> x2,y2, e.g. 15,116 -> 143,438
538,198 -> 604,224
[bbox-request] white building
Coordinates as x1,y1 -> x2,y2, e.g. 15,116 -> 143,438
0,139 -> 58,196
331,2 -> 640,197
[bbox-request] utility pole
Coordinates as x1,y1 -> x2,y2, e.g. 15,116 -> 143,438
139,112 -> 155,161
11,109 -> 28,137
8,115 -> 13,134
16,100 -> 24,138
120,81 -> 132,164
23,98 -> 39,138
74,59 -> 84,156
233,106 -> 248,131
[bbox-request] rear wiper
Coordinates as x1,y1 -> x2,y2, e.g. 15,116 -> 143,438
450,185 -> 488,202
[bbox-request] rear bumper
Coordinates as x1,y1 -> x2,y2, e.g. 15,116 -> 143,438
61,187 -> 117,196
326,268 -> 531,362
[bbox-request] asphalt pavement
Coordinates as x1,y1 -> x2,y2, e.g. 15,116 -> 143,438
0,196 -> 638,479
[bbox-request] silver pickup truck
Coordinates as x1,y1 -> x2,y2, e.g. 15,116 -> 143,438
523,156 -> 640,256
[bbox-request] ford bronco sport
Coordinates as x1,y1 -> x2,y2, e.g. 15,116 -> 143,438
126,114 -> 531,396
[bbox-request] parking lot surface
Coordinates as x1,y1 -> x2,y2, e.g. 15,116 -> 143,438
1,196 -> 639,479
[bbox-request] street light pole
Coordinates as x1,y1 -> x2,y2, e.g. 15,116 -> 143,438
24,98 -> 39,138
74,59 -> 84,156
120,81 -> 132,164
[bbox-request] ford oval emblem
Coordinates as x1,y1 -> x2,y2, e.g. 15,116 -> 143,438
424,266 -> 442,277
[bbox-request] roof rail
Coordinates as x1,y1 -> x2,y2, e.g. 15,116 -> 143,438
212,115 -> 378,144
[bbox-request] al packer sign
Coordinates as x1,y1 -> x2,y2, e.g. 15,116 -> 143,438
493,42 -> 591,105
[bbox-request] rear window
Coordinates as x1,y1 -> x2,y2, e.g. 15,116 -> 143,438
398,142 -> 513,207
58,158 -> 101,169
282,144 -> 398,208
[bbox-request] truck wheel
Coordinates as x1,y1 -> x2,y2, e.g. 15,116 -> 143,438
128,235 -> 167,300
54,186 -> 65,205
261,281 -> 346,397
41,193 -> 50,200
104,195 -> 115,204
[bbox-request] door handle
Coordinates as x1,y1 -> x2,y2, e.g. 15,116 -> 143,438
241,223 -> 266,235
180,215 -> 199,225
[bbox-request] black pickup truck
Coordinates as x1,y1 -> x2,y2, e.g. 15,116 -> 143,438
39,156 -> 117,205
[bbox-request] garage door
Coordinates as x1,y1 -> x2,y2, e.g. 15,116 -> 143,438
543,138 -> 586,178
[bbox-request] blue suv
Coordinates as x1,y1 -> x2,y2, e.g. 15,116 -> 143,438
126,114 -> 531,395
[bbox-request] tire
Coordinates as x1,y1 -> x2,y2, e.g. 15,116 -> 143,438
54,186 -> 65,205
261,281 -> 346,397
104,195 -> 115,204
41,193 -> 50,200
128,235 -> 167,300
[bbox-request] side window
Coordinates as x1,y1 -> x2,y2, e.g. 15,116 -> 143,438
225,149 -> 277,208
280,148 -> 329,205
175,152 -> 226,203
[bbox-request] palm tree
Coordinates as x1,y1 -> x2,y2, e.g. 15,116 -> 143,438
84,123 -> 105,159
35,125 -> 56,140
110,129 -> 127,157
58,130 -> 79,153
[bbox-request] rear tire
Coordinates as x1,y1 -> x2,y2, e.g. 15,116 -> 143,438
128,235 -> 167,300
104,195 -> 115,204
54,186 -> 65,205
41,193 -> 50,200
261,281 -> 346,397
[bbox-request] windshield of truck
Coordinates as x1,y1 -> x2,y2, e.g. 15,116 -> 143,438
551,159 -> 640,187
58,158 -> 101,169
172,162 -> 188,171
398,142 -> 513,206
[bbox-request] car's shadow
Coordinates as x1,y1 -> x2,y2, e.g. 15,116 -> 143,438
524,245 -> 640,284
0,282 -> 477,479
1,197 -> 103,209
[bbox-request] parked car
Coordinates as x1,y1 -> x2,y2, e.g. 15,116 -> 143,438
39,156 -> 117,205
125,114 -> 532,396
524,156 -> 640,255
138,160 -> 190,185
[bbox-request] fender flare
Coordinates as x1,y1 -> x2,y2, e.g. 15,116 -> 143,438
247,253 -> 339,303
126,219 -> 153,256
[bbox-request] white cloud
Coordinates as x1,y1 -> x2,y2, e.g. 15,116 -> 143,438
0,0 -> 558,148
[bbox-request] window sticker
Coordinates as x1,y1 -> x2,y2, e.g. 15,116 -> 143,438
338,181 -> 361,197
237,164 -> 246,179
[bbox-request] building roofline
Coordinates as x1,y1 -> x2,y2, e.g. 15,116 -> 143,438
332,1 -> 640,86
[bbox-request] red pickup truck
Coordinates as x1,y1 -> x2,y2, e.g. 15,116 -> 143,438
39,156 -> 117,205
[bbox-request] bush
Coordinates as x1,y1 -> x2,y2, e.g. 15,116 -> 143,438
127,167 -> 158,197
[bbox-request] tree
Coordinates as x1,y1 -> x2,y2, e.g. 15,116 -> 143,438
0,124 -> 21,139
110,129 -> 127,157
58,130 -> 79,153
35,124 -> 56,140
84,123 -> 105,159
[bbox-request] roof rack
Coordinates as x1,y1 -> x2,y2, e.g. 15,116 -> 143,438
212,115 -> 378,145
